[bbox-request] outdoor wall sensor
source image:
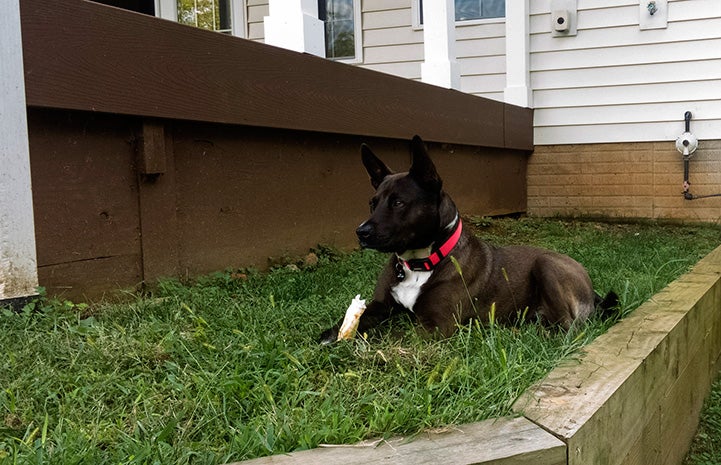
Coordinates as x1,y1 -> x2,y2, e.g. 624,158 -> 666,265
551,0 -> 578,37
552,10 -> 570,32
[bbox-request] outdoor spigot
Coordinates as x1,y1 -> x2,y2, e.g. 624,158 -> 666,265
676,111 -> 698,158
647,1 -> 658,15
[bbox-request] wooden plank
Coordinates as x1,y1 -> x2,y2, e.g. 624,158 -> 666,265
230,417 -> 565,465
20,0 -> 531,150
27,109 -> 142,266
505,105 -> 534,149
38,254 -> 142,299
137,120 -> 180,283
139,120 -> 167,175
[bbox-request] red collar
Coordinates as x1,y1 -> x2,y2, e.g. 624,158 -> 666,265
400,218 -> 463,272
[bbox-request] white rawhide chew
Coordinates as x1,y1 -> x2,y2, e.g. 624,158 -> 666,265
337,294 -> 366,341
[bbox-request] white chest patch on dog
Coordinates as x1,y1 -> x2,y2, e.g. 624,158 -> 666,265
391,268 -> 432,311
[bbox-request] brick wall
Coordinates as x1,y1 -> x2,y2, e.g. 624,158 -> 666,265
527,140 -> 721,222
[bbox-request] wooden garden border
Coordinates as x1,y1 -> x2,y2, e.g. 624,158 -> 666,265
233,244 -> 721,465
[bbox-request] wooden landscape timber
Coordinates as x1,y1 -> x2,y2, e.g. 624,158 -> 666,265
234,417 -> 565,465
230,245 -> 721,465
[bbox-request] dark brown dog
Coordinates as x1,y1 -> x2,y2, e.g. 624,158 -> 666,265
320,136 -> 617,343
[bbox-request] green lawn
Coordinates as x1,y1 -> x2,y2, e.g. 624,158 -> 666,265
1,218 -> 719,464
684,375 -> 721,464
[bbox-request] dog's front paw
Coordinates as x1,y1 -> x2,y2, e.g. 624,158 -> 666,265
318,327 -> 339,345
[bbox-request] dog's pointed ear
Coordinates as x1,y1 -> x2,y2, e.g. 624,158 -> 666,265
361,143 -> 393,189
409,135 -> 442,192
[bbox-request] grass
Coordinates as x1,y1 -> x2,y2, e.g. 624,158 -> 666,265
684,376 -> 721,464
1,218 -> 719,464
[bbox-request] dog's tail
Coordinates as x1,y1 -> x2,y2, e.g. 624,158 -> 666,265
594,290 -> 620,319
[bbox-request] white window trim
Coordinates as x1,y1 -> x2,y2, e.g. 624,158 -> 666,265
155,0 -> 247,39
230,0 -> 247,38
332,0 -> 363,64
411,0 -> 505,31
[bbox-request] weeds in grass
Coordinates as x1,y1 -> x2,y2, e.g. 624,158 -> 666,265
0,218 -> 718,464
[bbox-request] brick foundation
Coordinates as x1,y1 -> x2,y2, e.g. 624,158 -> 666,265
527,140 -> 721,222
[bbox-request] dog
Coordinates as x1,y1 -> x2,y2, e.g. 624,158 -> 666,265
320,136 -> 617,343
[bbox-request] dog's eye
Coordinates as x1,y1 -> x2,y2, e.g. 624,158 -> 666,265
391,199 -> 404,208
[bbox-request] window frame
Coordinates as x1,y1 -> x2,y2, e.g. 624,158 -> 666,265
411,0 -> 505,30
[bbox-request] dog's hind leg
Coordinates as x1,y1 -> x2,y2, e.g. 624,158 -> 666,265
532,253 -> 596,330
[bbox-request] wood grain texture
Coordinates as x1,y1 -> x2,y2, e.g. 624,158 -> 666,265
232,417 -> 565,465
20,0 -> 533,150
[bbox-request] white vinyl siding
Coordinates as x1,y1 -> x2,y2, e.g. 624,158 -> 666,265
531,0 -> 721,144
360,2 -> 423,79
247,0 -> 268,42
457,21 -> 505,101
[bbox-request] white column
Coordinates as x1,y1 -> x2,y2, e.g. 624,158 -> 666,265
504,0 -> 533,107
1,0 -> 39,303
421,0 -> 460,90
264,0 -> 325,57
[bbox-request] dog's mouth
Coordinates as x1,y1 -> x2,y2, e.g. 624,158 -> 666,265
356,231 -> 400,253
356,221 -> 410,253
357,237 -> 395,253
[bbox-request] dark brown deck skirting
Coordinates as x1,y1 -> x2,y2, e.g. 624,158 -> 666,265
20,0 -> 532,150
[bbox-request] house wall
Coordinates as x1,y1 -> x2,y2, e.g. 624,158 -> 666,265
530,0 -> 721,145
527,0 -> 721,222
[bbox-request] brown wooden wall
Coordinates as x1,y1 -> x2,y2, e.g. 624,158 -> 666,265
21,0 -> 532,299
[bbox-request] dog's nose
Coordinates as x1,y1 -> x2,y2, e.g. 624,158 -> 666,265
356,222 -> 373,243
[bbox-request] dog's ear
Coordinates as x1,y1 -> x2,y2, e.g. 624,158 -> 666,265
361,143 -> 393,189
409,135 -> 442,192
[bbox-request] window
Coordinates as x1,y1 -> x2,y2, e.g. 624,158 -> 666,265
165,0 -> 245,37
418,0 -> 505,23
177,0 -> 232,34
318,0 -> 361,61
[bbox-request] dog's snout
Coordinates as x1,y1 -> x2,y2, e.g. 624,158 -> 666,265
356,222 -> 373,241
